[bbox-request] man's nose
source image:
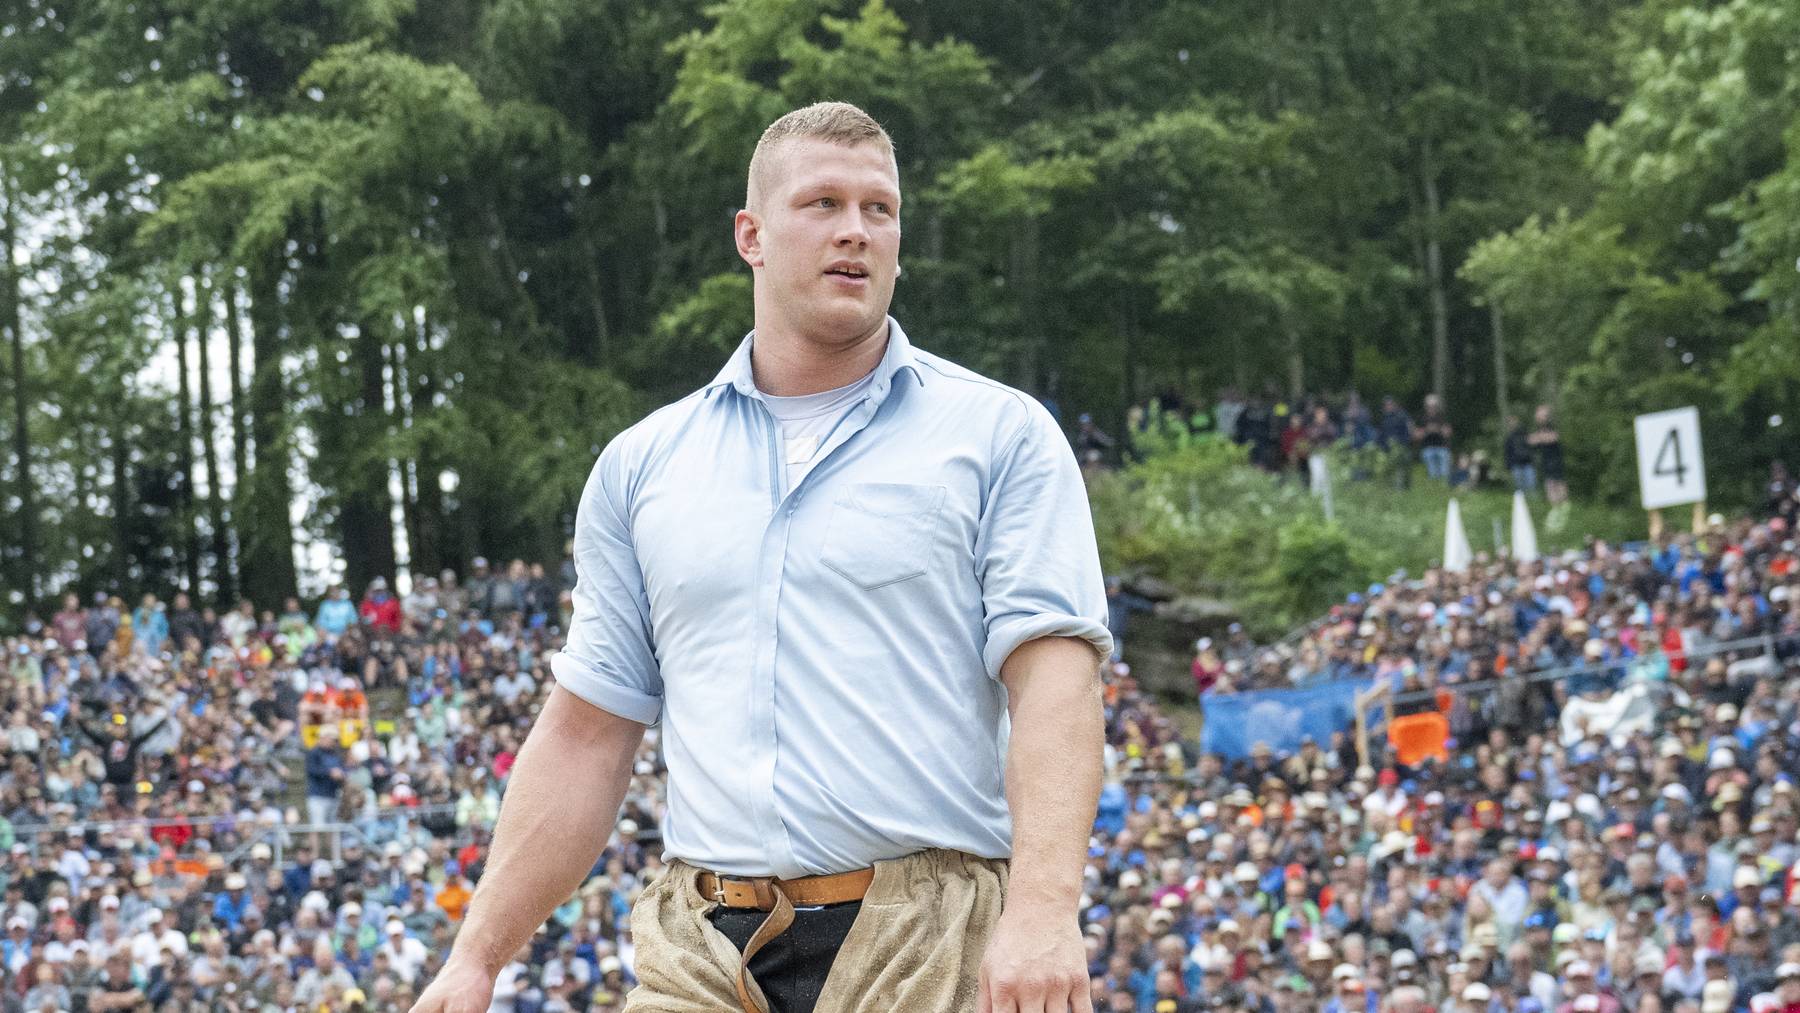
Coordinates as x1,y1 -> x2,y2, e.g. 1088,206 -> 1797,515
834,210 -> 870,247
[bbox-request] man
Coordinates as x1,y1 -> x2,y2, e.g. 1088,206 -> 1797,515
411,103 -> 1110,1013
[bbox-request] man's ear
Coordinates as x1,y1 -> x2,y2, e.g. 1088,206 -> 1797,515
735,210 -> 764,269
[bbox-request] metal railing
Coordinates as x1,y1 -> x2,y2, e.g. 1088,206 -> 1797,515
6,802 -> 474,868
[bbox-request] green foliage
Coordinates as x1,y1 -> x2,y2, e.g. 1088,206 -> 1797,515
1090,427 -> 1641,638
2,0 -> 1797,615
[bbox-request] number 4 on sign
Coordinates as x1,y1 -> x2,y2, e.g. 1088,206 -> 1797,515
1652,429 -> 1686,485
1634,407 -> 1706,517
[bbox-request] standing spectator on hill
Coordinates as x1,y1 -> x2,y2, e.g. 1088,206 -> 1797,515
487,562 -> 526,617
358,579 -> 401,635
463,557 -> 494,616
1766,462 -> 1797,526
130,595 -> 168,658
52,595 -> 86,652
83,594 -> 118,659
436,569 -> 467,619
278,596 -> 318,656
1215,388 -> 1247,446
1530,405 -> 1569,530
1076,413 -> 1117,470
305,726 -> 345,849
1343,392 -> 1378,481
1379,396 -> 1415,489
166,592 -> 202,651
218,600 -> 256,648
1238,395 -> 1274,469
524,564 -> 557,628
72,697 -> 169,790
316,584 -> 355,637
1504,415 -> 1537,494
402,578 -> 439,629
1419,395 -> 1453,482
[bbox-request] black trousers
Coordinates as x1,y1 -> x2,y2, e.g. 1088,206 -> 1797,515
706,901 -> 862,1013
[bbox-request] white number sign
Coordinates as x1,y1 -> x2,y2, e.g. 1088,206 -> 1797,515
1635,407 -> 1706,510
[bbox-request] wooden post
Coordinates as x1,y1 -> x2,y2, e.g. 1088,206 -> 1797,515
1648,509 -> 1663,542
1354,683 -> 1391,771
1692,501 -> 1707,535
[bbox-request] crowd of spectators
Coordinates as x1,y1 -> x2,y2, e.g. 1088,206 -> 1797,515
1,557 -> 654,1012
1091,511 -> 1800,1013
1,487 -> 1798,1012
1081,389 -> 1567,511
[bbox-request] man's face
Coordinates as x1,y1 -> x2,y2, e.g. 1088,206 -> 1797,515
737,138 -> 901,348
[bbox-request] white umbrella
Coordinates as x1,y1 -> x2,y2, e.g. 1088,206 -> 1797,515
1443,498 -> 1473,573
1511,490 -> 1540,562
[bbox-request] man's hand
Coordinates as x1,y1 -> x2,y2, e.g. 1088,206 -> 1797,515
409,956 -> 496,1013
978,904 -> 1092,1013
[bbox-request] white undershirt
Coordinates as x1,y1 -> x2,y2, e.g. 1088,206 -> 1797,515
760,370 -> 878,496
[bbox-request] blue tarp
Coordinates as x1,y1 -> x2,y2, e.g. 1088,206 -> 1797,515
1201,679 -> 1372,759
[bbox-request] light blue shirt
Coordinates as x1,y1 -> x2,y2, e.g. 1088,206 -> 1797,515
551,319 -> 1112,878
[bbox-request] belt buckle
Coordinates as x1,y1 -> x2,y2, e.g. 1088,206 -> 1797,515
712,877 -> 730,904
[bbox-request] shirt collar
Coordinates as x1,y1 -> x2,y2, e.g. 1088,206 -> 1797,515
704,316 -> 925,400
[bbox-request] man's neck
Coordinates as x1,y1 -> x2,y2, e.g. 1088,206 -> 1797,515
750,318 -> 889,396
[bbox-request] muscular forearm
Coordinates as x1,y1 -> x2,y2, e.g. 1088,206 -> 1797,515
451,684 -> 644,977
999,636 -> 1104,912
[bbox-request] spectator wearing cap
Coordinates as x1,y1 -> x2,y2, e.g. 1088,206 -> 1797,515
1323,961 -> 1376,1013
335,900 -> 379,954
206,871 -> 251,931
91,950 -> 143,1009
358,578 -> 402,635
1771,962 -> 1800,1013
379,918 -> 429,985
125,907 -> 178,970
1272,864 -> 1322,942
1703,977 -> 1738,1013
1505,941 -> 1558,1010
1665,931 -> 1708,1000
1558,960 -> 1623,1013
295,937 -> 358,1008
1453,981 -> 1494,1013
1732,914 -> 1781,999
1474,857 -> 1531,942
1621,950 -> 1668,1011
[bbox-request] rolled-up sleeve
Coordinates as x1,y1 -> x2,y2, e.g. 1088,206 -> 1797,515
975,402 -> 1114,679
550,441 -> 664,725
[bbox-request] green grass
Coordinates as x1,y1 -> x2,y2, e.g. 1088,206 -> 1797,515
1089,431 -> 1650,641
1325,463 -> 1648,580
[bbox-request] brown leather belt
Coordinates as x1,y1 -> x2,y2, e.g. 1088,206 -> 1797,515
695,867 -> 875,1013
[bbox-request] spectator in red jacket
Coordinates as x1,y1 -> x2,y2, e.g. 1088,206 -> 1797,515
358,577 -> 402,633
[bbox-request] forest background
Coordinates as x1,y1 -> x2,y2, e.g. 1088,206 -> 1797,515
2,0 -> 1797,619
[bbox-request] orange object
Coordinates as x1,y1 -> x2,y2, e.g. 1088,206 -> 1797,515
1388,712 -> 1450,766
436,880 -> 472,921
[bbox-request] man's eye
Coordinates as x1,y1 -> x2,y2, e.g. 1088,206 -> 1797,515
814,197 -> 836,209
867,203 -> 891,215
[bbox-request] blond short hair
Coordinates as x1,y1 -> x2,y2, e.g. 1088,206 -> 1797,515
746,102 -> 895,210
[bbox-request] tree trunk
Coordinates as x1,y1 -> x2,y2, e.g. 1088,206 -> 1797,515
171,281 -> 200,595
390,337 -> 422,579
580,235 -> 611,367
0,173 -> 36,602
414,313 -> 451,575
339,324 -> 397,595
1419,136 -> 1450,401
240,261 -> 298,607
196,271 -> 234,605
111,398 -> 131,593
1287,323 -> 1304,402
224,279 -> 250,540
1490,303 -> 1509,426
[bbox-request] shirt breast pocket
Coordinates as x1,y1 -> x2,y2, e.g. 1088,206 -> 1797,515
820,482 -> 947,591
